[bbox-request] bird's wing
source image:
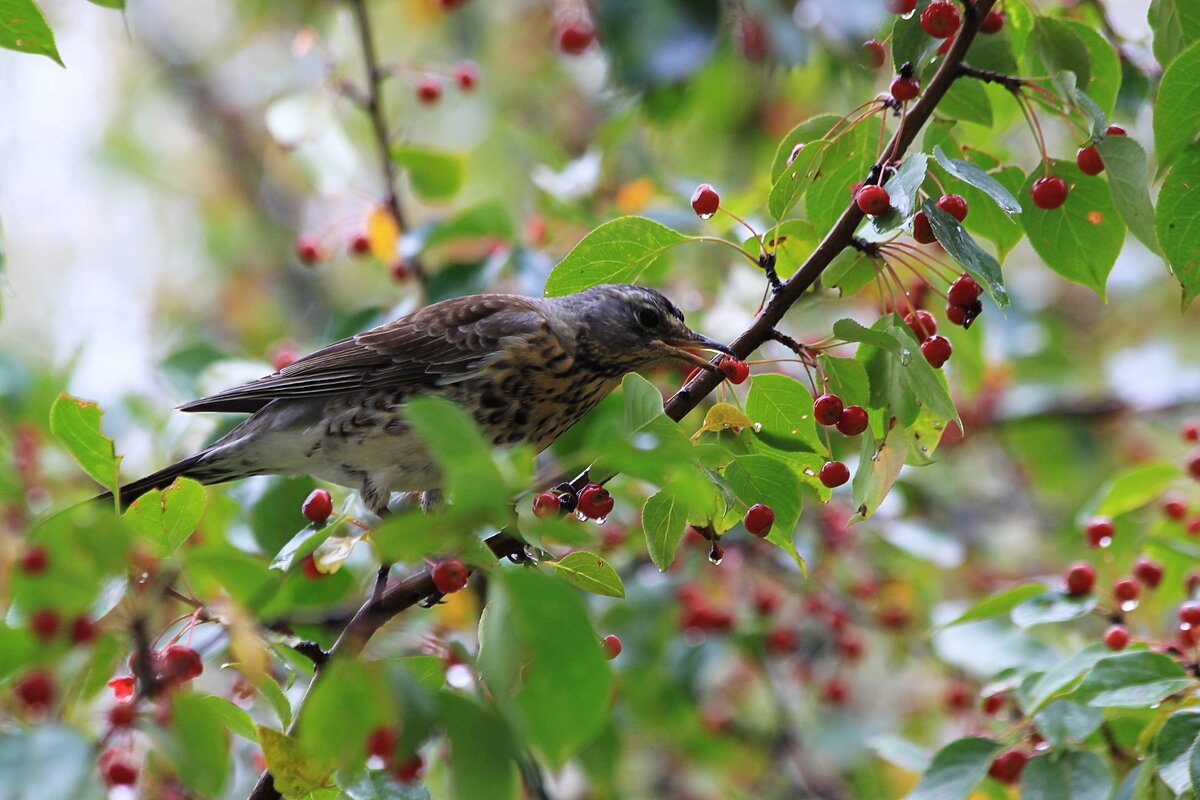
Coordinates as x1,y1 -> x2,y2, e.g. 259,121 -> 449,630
180,294 -> 546,413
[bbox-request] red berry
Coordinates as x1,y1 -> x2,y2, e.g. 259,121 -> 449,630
70,616 -> 98,646
1134,556 -> 1164,589
299,553 -> 325,580
856,184 -> 891,216
302,488 -> 333,524
1106,125 -> 1126,137
920,2 -> 961,38
905,310 -> 938,341
819,461 -> 851,488
108,702 -> 137,729
945,681 -> 972,712
271,343 -> 298,372
936,193 -> 968,222
719,356 -> 750,384
1187,572 -> 1200,596
1165,496 -> 1188,520
920,335 -> 953,368
981,693 -> 1005,715
753,587 -> 781,616
786,143 -> 805,167
947,273 -> 982,306
980,9 -> 1005,34
988,748 -> 1030,785
1188,452 -> 1200,480
861,40 -> 886,69
766,628 -> 797,653
14,670 -> 53,710
691,183 -> 720,218
1181,602 -> 1200,626
822,677 -> 849,705
1065,562 -> 1096,596
160,644 -> 203,683
432,560 -> 469,594
890,75 -> 920,102
30,609 -> 60,641
813,393 -> 844,425
18,545 -> 49,574
389,259 -> 413,283
390,753 -> 425,783
108,676 -> 135,703
836,405 -> 869,436
557,22 -> 595,54
1183,420 -> 1200,442
744,503 -> 775,537
912,210 -> 936,243
835,633 -> 864,660
348,232 -> 371,256
601,634 -> 622,660
1084,516 -> 1115,547
296,234 -> 323,264
531,491 -> 561,518
1104,624 -> 1130,651
577,483 -> 614,520
1190,517 -> 1200,536
888,0 -> 917,13
437,0 -> 467,8
416,75 -> 442,105
1113,577 -> 1141,603
1030,176 -> 1068,210
365,726 -> 398,759
453,61 -> 479,91
945,304 -> 967,326
103,757 -> 139,787
1076,145 -> 1104,175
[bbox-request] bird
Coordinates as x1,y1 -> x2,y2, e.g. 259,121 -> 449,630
102,284 -> 731,515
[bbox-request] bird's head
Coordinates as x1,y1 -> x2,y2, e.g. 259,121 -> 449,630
549,284 -> 733,373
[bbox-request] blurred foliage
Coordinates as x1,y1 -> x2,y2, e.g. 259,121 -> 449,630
3,0 -> 1200,799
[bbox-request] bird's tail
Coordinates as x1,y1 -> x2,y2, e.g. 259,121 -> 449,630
95,452 -> 252,510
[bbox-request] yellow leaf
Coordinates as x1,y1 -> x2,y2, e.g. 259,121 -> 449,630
226,603 -> 268,685
257,726 -> 330,798
313,533 -> 363,574
367,207 -> 401,261
698,402 -> 757,435
615,177 -> 656,214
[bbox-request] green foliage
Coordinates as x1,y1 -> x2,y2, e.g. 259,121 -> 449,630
543,216 -> 690,296
0,0 -> 61,66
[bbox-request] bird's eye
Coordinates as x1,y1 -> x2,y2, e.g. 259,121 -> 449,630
637,307 -> 661,329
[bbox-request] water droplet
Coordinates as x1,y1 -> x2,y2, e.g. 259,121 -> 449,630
632,432 -> 658,451
699,211 -> 715,220
753,423 -> 763,432
576,511 -> 587,522
594,515 -> 608,525
899,348 -> 912,365
1120,599 -> 1139,613
708,544 -> 724,565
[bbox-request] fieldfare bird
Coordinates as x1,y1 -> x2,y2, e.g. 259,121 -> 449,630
104,284 -> 731,515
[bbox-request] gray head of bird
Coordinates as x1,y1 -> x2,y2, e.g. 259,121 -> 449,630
545,284 -> 733,372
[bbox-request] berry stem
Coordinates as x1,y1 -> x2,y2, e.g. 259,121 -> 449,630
692,236 -> 763,267
718,208 -> 766,254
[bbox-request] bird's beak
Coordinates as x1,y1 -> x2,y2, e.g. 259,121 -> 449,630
659,332 -> 735,372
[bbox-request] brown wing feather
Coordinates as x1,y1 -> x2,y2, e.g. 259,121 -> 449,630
179,294 -> 545,413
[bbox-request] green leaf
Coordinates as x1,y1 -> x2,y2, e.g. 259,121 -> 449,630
1149,0 -> 1200,67
260,726 -> 328,798
1154,709 -> 1200,795
196,695 -> 260,743
0,725 -> 92,799
885,324 -> 959,423
1154,40 -> 1200,169
902,737 -> 1002,800
922,201 -> 1011,308
936,79 -> 993,127
422,199 -> 513,251
1071,651 -> 1192,708
1156,142 -> 1200,306
863,153 -> 928,239
86,0 -> 125,7
1032,701 -> 1104,748
642,488 -> 689,571
1020,163 -> 1125,299
822,248 -> 878,296
1064,21 -> 1120,116
169,693 -> 231,797
622,372 -> 665,431
932,146 -> 1021,216
549,551 -> 625,598
1024,644 -> 1112,713
1072,87 -> 1108,140
250,476 -> 318,555
438,693 -> 520,800
1096,135 -> 1160,254
1021,749 -> 1112,800
49,393 -> 122,492
0,0 -> 62,65
769,114 -> 840,180
768,139 -> 829,220
745,373 -> 822,455
338,768 -> 432,800
833,318 -> 901,352
1011,591 -> 1096,628
724,454 -> 804,568
941,582 -> 1048,628
818,355 -> 870,410
850,422 -> 907,523
1085,460 -> 1180,518
1033,19 -> 1091,98
122,478 -> 206,556
404,394 -> 509,515
390,146 -> 464,201
543,216 -> 690,297
805,123 -> 874,233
